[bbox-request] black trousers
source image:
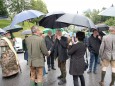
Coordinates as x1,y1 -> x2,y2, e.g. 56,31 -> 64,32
73,75 -> 85,86
47,53 -> 54,68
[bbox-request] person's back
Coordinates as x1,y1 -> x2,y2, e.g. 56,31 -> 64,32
100,34 -> 115,60
26,35 -> 48,66
99,26 -> 115,86
25,26 -> 48,86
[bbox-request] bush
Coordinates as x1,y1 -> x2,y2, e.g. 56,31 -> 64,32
105,18 -> 115,26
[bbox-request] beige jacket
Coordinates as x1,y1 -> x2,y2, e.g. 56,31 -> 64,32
99,34 -> 115,60
26,35 -> 48,67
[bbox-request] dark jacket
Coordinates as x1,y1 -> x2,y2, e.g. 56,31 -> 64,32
23,39 -> 27,51
68,42 -> 86,75
45,35 -> 54,50
88,34 -> 101,55
51,36 -> 68,61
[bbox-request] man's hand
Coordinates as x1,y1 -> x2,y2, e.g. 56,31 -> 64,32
48,51 -> 51,55
69,42 -> 72,45
57,36 -> 61,40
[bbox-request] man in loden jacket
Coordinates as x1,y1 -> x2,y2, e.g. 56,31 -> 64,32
26,26 -> 49,86
50,30 -> 68,85
99,26 -> 115,86
87,29 -> 101,74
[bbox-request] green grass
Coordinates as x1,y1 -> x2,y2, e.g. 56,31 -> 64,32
0,19 -> 45,38
0,19 -> 11,28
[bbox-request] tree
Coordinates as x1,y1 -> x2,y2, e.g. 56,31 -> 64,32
84,9 -> 101,24
30,0 -> 48,13
7,0 -> 31,14
0,0 -> 8,17
105,18 -> 115,26
84,8 -> 112,24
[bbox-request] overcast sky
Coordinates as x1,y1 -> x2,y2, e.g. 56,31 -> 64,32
43,0 -> 115,14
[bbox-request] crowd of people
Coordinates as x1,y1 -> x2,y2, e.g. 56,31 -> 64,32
0,25 -> 115,86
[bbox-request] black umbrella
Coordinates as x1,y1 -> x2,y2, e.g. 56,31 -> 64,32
39,12 -> 69,29
3,25 -> 23,32
56,13 -> 96,29
95,24 -> 109,31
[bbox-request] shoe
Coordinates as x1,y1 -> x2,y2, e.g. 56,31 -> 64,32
58,79 -> 66,85
99,82 -> 104,86
30,80 -> 35,86
48,68 -> 50,71
93,71 -> 97,74
57,75 -> 63,79
52,67 -> 56,70
87,70 -> 92,73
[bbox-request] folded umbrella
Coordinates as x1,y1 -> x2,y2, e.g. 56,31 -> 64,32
56,13 -> 96,29
39,12 -> 69,29
10,10 -> 44,27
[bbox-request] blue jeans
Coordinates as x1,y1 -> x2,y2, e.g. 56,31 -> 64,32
89,52 -> 99,72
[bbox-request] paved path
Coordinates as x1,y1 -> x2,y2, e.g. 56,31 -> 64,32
0,53 -> 113,86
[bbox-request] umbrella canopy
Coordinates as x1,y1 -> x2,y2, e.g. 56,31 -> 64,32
98,7 -> 115,17
22,30 -> 32,35
10,10 -> 44,27
0,28 -> 6,34
39,12 -> 69,29
43,28 -> 64,34
3,25 -> 23,32
56,13 -> 96,29
96,24 -> 109,31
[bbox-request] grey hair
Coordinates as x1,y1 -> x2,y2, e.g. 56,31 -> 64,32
109,26 -> 115,31
31,26 -> 39,33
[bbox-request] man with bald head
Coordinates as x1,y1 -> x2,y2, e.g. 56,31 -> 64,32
99,26 -> 115,86
26,26 -> 49,86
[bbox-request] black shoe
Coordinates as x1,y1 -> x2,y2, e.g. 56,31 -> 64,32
93,71 -> 97,74
87,70 -> 92,73
52,67 -> 56,70
58,79 -> 66,85
48,68 -> 50,71
57,75 -> 63,79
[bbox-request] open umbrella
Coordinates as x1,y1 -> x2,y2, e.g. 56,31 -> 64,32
43,28 -> 64,34
95,24 -> 109,31
10,10 -> 44,27
56,13 -> 96,29
39,12 -> 69,29
22,30 -> 32,35
98,6 -> 115,17
3,25 -> 23,32
0,28 -> 6,34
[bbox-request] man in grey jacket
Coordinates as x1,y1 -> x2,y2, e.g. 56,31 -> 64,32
26,26 -> 49,86
99,26 -> 115,86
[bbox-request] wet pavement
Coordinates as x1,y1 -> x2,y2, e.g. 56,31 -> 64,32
0,53 -> 113,86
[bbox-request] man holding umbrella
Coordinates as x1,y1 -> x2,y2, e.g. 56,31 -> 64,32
26,26 -> 49,86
